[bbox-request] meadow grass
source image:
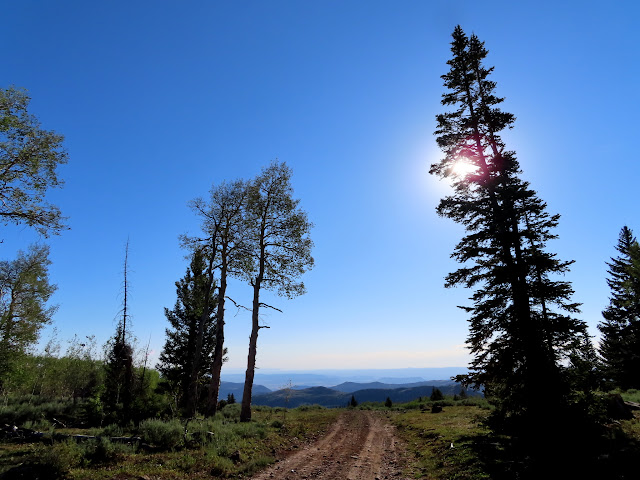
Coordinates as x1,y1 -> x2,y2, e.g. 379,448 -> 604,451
393,405 -> 496,479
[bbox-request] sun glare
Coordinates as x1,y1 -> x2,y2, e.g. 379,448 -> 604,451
451,160 -> 476,177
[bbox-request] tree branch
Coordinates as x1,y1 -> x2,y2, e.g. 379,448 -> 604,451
225,296 -> 251,312
258,302 -> 282,313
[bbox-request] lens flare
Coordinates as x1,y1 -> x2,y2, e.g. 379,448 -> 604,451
451,160 -> 476,177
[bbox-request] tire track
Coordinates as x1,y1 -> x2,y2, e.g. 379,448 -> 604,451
249,410 -> 408,480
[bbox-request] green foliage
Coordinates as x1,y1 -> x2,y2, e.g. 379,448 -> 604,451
0,245 -> 57,390
34,439 -> 84,477
157,249 -> 218,415
240,162 -> 314,422
349,395 -> 358,407
599,226 -> 640,390
0,87 -> 68,236
431,26 -> 593,436
102,328 -> 134,424
139,418 -> 184,449
0,395 -> 77,426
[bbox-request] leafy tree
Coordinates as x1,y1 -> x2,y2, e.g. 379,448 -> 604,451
0,244 -> 56,390
61,334 -> 101,403
430,26 -> 591,435
0,87 -> 67,236
184,179 -> 247,416
157,249 -> 218,415
599,226 -> 640,389
239,162 -> 314,422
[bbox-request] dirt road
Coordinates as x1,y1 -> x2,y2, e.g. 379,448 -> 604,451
249,410 -> 409,480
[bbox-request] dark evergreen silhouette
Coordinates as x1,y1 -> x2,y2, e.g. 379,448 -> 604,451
430,26 -> 591,436
385,396 -> 393,408
103,241 -> 135,423
349,395 -> 358,407
599,226 -> 640,389
157,249 -> 218,415
430,387 -> 444,401
103,325 -> 134,423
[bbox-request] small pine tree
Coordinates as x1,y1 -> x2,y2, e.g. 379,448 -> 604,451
599,226 -> 640,389
227,392 -> 236,404
102,325 -> 134,423
430,387 -> 444,401
349,395 -> 358,408
385,397 -> 393,408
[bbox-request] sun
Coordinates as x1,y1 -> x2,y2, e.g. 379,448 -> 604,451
451,160 -> 477,177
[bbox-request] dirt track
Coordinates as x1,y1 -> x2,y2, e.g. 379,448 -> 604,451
249,410 -> 409,480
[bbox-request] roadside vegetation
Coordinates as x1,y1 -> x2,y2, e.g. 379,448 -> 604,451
0,403 -> 339,479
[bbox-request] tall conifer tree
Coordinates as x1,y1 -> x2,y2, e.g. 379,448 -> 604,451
430,26 -> 590,434
157,249 -> 218,414
599,226 -> 640,389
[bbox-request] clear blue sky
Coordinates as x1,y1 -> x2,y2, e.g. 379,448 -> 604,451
2,1 -> 638,371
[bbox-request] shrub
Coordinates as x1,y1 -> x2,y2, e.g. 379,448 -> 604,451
209,456 -> 235,477
185,418 -> 217,446
101,423 -> 123,437
296,404 -> 324,412
34,439 -> 84,477
221,403 -> 241,420
139,418 -> 183,449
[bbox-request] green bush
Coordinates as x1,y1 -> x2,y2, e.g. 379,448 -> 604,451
296,404 -> 324,412
233,421 -> 266,439
221,403 -> 241,420
101,423 -> 123,437
139,418 -> 184,449
34,439 -> 84,476
185,418 -> 217,446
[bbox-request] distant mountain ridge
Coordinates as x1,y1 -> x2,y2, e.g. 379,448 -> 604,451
251,381 -> 480,408
331,381 -> 448,393
219,381 -> 271,400
220,367 -> 468,390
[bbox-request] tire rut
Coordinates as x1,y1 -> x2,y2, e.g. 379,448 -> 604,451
249,410 -> 408,480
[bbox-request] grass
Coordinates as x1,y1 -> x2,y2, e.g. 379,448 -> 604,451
0,404 -> 340,479
392,394 -> 640,480
393,405 -> 496,479
5,394 -> 640,479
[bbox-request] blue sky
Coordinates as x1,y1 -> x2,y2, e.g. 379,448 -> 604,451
2,1 -> 639,371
